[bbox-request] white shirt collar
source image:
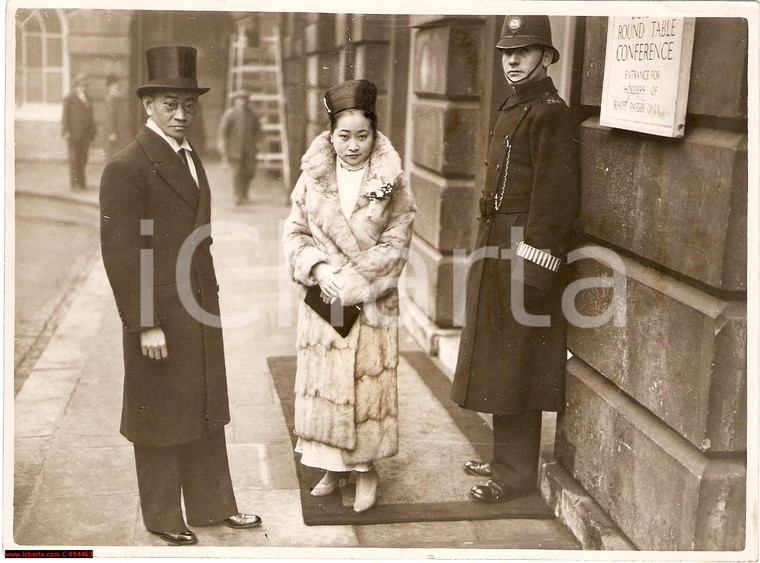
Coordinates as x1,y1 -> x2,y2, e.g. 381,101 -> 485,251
146,118 -> 193,153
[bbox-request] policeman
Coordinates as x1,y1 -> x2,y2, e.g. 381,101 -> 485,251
450,15 -> 581,503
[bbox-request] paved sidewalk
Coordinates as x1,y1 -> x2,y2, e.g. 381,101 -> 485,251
14,162 -> 101,393
11,163 -> 580,556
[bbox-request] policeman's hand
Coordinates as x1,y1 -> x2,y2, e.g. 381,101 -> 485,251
140,327 -> 168,360
312,263 -> 343,302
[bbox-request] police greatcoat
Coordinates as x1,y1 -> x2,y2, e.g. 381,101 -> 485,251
451,76 -> 580,414
100,126 -> 230,447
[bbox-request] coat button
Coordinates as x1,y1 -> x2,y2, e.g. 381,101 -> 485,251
496,164 -> 501,170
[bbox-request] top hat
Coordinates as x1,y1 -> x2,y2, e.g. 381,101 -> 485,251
496,15 -> 559,63
323,79 -> 377,117
135,46 -> 210,98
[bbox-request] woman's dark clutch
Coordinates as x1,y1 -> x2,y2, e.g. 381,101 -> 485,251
304,285 -> 362,338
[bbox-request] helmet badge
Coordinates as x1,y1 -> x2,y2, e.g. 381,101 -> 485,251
507,16 -> 523,32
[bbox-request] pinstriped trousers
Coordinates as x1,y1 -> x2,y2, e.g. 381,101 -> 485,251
133,430 -> 238,533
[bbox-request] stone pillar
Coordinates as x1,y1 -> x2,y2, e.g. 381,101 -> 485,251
282,13 -> 309,183
402,16 -> 498,361
544,17 -> 748,551
303,14 -> 339,142
334,14 -> 355,81
282,14 -> 411,193
341,15 -> 410,156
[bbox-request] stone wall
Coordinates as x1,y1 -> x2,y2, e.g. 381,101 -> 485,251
281,15 -> 411,192
282,13 -> 309,182
402,16 -> 494,341
553,16 -> 748,550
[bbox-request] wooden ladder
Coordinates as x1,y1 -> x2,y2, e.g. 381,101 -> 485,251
227,25 -> 291,189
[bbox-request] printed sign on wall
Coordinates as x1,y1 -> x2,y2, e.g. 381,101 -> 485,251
600,17 -> 696,138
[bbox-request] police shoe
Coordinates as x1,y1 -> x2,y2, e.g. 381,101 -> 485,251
224,513 -> 262,528
470,480 -> 532,503
463,460 -> 492,477
157,529 -> 197,545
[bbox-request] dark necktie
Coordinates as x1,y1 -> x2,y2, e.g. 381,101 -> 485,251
178,148 -> 199,189
178,148 -> 190,168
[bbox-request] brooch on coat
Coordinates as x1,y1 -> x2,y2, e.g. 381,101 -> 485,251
362,177 -> 394,218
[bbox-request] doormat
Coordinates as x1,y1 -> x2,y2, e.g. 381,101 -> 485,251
267,354 -> 553,526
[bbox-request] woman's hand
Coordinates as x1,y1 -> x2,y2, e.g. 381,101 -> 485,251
312,263 -> 343,303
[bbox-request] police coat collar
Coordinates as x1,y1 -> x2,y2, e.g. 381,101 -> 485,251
500,76 -> 557,109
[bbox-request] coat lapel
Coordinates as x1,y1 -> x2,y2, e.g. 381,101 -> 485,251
137,127 -> 200,212
190,148 -> 211,229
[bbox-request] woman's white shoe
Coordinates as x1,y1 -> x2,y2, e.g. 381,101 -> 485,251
310,471 -> 345,497
353,470 -> 379,513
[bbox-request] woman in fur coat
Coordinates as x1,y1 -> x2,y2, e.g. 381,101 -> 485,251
282,79 -> 416,513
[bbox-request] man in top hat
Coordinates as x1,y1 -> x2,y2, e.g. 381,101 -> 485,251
450,16 -> 581,503
103,74 -> 131,161
61,74 -> 96,190
99,45 -> 262,545
218,89 -> 262,205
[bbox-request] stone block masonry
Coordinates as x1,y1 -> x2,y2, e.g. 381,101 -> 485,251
557,359 -> 746,551
567,244 -> 746,454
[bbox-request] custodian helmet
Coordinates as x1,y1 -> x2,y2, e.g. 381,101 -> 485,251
496,15 -> 559,63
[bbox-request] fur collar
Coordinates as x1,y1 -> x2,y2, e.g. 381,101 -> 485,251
300,130 -> 402,193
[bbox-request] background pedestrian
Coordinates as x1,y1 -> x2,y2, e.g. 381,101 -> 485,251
218,89 -> 261,205
61,74 -> 96,190
103,74 -> 131,161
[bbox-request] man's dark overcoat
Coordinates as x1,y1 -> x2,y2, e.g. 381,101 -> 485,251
103,91 -> 132,160
218,106 -> 260,164
100,126 -> 229,447
61,91 -> 96,144
451,76 -> 580,415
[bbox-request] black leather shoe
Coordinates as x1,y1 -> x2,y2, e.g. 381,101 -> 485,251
157,529 -> 197,545
463,460 -> 492,477
224,513 -> 262,528
470,480 -> 532,503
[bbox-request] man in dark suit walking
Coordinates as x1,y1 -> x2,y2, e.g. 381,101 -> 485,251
100,45 -> 262,546
218,89 -> 261,205
103,74 -> 131,161
61,74 -> 96,190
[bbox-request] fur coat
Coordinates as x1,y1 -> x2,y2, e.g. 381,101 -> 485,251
283,131 -> 416,464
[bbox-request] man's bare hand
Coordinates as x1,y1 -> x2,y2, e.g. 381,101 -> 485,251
140,327 -> 168,360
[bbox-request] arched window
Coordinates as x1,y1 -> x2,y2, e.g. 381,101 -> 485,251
16,9 -> 66,106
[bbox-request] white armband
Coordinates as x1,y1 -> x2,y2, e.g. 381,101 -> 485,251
515,241 -> 561,272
